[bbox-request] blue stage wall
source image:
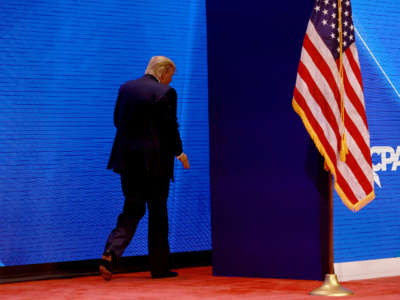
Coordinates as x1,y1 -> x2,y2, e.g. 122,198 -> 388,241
0,0 -> 210,267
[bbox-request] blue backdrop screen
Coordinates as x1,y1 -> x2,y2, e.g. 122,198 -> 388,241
0,0 -> 210,266
333,0 -> 400,262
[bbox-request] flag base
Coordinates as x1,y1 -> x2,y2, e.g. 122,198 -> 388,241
310,274 -> 353,297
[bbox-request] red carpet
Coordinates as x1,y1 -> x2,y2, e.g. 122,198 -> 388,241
1,266 -> 399,299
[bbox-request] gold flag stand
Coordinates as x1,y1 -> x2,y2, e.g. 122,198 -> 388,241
310,174 -> 353,296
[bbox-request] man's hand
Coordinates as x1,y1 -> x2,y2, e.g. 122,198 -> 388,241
176,153 -> 190,169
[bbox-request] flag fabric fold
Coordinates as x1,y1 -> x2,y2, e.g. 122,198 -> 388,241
293,0 -> 375,211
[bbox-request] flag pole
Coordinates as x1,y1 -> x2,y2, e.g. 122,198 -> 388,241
310,0 -> 354,295
310,174 -> 353,296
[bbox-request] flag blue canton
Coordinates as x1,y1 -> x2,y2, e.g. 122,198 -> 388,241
311,0 -> 355,59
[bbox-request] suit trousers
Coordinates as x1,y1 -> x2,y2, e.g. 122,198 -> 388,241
104,172 -> 171,275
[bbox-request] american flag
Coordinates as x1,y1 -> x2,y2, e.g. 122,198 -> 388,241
293,0 -> 375,211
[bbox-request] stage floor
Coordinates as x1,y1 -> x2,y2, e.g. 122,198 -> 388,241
1,266 -> 399,299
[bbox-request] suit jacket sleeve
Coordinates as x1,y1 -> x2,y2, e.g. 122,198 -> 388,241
161,87 -> 183,156
113,90 -> 122,129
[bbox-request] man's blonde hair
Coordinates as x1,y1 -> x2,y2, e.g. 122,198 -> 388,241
145,56 -> 176,80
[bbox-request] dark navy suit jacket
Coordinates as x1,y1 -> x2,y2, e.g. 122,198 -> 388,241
107,74 -> 183,179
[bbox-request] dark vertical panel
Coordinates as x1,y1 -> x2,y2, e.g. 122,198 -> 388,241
208,0 -> 329,280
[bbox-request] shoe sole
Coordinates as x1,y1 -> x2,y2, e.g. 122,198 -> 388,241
99,265 -> 112,281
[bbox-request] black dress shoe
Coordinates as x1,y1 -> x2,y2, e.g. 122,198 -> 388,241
151,270 -> 178,279
99,252 -> 114,281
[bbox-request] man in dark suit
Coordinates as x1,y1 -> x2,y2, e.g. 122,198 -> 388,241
100,56 -> 190,280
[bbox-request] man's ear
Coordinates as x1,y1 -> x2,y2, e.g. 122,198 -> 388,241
159,71 -> 166,82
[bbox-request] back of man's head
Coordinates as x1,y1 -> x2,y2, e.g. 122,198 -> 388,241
145,56 -> 175,81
